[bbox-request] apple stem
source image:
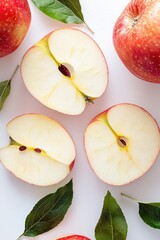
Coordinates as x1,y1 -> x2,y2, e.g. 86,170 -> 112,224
132,16 -> 139,27
85,96 -> 94,104
121,193 -> 139,202
10,65 -> 19,81
85,22 -> 94,34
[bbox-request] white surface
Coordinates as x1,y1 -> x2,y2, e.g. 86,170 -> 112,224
0,0 -> 160,240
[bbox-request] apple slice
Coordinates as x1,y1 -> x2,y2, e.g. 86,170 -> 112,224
21,28 -> 108,115
0,114 -> 76,186
57,235 -> 90,240
84,104 -> 160,185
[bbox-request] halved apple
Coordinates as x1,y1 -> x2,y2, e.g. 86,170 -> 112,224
84,104 -> 160,185
0,114 -> 76,186
56,235 -> 90,240
21,28 -> 108,115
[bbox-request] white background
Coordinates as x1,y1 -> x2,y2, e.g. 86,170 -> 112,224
0,0 -> 160,239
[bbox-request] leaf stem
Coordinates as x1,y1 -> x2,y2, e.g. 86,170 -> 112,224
85,22 -> 94,34
16,234 -> 23,240
121,193 -> 151,204
10,65 -> 19,81
121,193 -> 139,202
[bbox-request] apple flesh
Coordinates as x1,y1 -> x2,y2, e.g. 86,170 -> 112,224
57,235 -> 90,240
21,28 -> 108,115
0,114 -> 76,186
84,104 -> 160,185
0,0 -> 31,57
113,0 -> 160,83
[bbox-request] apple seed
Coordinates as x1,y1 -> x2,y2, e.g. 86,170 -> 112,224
19,146 -> 27,151
34,148 -> 42,153
58,64 -> 71,78
117,137 -> 127,148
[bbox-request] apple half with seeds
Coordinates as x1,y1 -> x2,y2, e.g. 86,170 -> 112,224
21,28 -> 108,115
84,104 -> 160,185
0,114 -> 76,186
56,235 -> 90,240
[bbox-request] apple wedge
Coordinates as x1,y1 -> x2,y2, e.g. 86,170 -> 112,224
56,235 -> 90,240
21,28 -> 108,115
84,104 -> 160,185
0,114 -> 76,186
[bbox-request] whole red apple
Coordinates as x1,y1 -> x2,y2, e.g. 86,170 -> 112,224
113,0 -> 160,83
56,235 -> 90,240
0,0 -> 31,57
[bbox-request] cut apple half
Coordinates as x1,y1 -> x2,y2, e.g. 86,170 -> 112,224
56,235 -> 90,240
21,28 -> 108,115
0,114 -> 76,186
84,104 -> 160,185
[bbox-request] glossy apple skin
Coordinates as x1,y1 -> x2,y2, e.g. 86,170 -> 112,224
56,235 -> 90,240
113,0 -> 160,83
0,0 -> 31,57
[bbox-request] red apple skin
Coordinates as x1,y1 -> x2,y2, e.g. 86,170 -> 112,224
69,160 -> 75,171
0,0 -> 31,57
56,235 -> 90,240
113,0 -> 160,83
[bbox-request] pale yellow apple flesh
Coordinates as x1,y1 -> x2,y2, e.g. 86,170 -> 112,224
0,114 -> 76,186
21,28 -> 108,115
85,104 -> 160,185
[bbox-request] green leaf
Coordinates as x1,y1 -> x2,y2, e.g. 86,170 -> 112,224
0,80 -> 11,110
122,193 -> 160,229
21,179 -> 73,237
31,0 -> 84,24
0,65 -> 19,111
95,191 -> 128,240
31,0 -> 93,33
139,202 -> 160,229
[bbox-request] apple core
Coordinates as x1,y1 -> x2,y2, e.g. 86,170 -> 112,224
117,136 -> 128,148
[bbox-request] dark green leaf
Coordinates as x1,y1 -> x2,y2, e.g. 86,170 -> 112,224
22,179 -> 73,237
31,0 -> 84,24
122,193 -> 160,230
0,80 -> 11,110
95,191 -> 128,240
139,202 -> 160,229
0,65 -> 19,111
